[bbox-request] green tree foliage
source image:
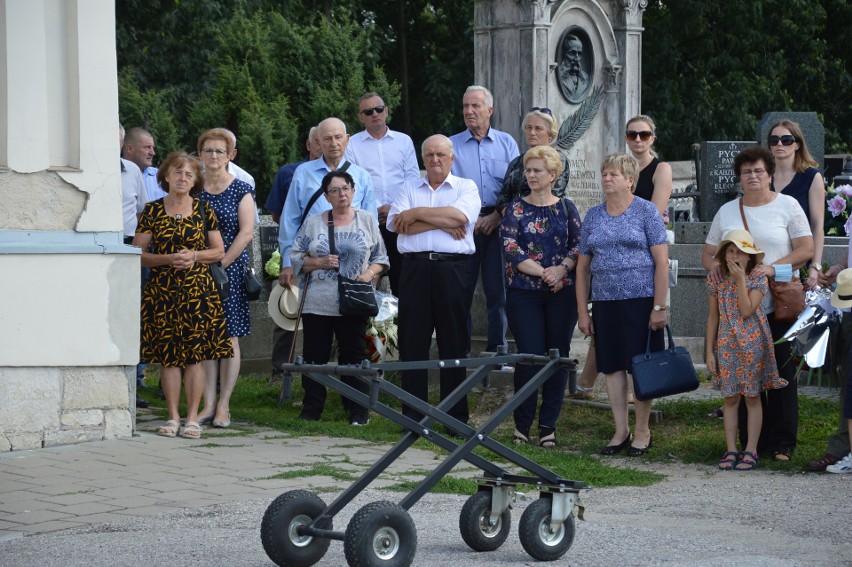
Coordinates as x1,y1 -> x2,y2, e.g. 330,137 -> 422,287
642,0 -> 851,160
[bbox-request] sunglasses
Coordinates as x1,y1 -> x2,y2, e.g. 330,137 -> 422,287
625,130 -> 653,141
529,107 -> 552,115
768,134 -> 796,146
360,105 -> 386,116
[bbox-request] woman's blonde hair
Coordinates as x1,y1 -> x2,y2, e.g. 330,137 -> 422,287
524,145 -> 564,178
600,152 -> 639,191
522,110 -> 558,142
768,119 -> 819,173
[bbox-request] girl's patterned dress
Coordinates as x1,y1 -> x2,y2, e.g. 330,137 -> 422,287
707,272 -> 788,397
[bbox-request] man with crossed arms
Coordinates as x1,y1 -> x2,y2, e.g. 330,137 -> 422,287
388,134 -> 480,426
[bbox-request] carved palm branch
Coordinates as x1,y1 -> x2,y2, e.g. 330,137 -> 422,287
556,85 -> 603,151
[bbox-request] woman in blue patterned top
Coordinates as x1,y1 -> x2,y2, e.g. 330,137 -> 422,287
500,145 -> 582,448
576,153 -> 668,457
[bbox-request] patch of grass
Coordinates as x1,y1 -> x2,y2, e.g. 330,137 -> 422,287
195,443 -> 248,448
263,463 -> 360,483
142,369 -> 840,491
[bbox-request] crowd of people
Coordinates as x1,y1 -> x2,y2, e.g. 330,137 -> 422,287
120,91 -> 852,474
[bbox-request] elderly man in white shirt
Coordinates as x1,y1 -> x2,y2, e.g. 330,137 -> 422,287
345,92 -> 420,294
387,134 -> 481,426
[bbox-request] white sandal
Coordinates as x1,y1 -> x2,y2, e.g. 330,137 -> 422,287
158,420 -> 179,438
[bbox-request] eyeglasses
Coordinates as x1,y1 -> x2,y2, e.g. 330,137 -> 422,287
529,107 -> 552,115
360,105 -> 386,116
768,135 -> 796,146
740,168 -> 767,178
625,130 -> 653,141
201,148 -> 228,156
327,185 -> 354,196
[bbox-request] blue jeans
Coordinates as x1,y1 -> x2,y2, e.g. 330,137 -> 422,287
506,286 -> 578,433
467,230 -> 507,352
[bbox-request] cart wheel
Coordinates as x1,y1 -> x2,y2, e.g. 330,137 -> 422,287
344,500 -> 417,567
518,498 -> 575,561
260,490 -> 332,567
458,490 -> 511,551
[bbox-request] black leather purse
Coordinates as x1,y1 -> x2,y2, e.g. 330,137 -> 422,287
200,200 -> 229,301
328,213 -> 378,318
244,267 -> 262,301
631,325 -> 699,401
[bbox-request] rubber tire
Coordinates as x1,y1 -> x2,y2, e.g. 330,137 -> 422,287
344,501 -> 417,567
260,490 -> 332,567
518,497 -> 575,561
458,490 -> 511,552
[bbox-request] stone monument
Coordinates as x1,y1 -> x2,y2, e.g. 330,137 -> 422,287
474,0 -> 646,216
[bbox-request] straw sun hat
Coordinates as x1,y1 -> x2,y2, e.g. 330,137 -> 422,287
831,269 -> 852,309
713,229 -> 765,265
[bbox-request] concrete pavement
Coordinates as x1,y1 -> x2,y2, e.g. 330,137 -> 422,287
0,418 -> 467,542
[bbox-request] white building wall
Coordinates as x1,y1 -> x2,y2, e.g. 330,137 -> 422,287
0,0 -> 138,451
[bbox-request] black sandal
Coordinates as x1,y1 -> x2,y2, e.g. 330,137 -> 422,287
513,428 -> 530,445
772,448 -> 793,462
539,426 -> 556,448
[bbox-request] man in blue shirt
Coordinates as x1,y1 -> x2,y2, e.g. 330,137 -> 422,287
449,86 -> 519,356
265,126 -> 321,223
345,92 -> 420,294
277,117 -> 378,289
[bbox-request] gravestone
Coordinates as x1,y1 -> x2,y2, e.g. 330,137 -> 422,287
698,141 -> 753,221
757,112 -> 824,169
474,0 -> 646,217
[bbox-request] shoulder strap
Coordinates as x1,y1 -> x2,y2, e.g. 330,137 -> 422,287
738,198 -> 750,232
338,161 -> 351,173
300,187 -> 325,229
200,199 -> 210,247
327,213 -> 336,255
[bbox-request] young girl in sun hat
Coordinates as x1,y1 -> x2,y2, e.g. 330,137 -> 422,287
826,269 -> 852,473
705,229 -> 788,471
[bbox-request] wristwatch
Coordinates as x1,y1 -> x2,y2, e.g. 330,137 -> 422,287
653,304 -> 667,312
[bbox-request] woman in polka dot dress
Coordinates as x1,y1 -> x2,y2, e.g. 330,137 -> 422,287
197,128 -> 255,428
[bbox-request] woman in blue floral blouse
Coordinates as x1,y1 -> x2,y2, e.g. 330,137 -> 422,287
500,145 -> 582,448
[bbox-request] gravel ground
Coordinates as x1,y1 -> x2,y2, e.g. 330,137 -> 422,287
3,462 -> 850,567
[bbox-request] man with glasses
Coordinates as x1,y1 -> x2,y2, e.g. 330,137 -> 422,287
345,92 -> 420,294
449,85 -> 519,360
277,117 -> 377,290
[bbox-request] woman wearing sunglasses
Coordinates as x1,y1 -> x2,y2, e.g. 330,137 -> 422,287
624,114 -> 673,216
496,108 -> 570,215
767,120 -> 825,291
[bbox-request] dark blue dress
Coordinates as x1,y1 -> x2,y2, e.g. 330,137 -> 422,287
201,179 -> 254,338
773,167 -> 819,221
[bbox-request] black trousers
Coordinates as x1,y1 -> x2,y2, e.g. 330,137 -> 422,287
739,312 -> 798,453
300,313 -> 369,420
398,255 -> 472,424
271,327 -> 294,371
380,223 -> 402,296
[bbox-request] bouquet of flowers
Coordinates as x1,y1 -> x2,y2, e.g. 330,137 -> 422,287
824,183 -> 852,236
365,291 -> 398,362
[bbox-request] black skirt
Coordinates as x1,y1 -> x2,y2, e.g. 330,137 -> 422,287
592,297 -> 663,374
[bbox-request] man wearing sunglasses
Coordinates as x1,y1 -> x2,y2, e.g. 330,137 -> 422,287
345,93 -> 420,294
449,85 -> 519,358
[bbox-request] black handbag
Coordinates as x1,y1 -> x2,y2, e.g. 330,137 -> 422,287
327,213 -> 378,318
245,267 -> 262,301
201,200 -> 229,301
630,325 -> 699,401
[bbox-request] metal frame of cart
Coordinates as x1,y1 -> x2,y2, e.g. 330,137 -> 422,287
261,350 -> 585,567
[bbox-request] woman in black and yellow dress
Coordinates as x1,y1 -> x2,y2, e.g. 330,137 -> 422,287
134,151 -> 233,439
